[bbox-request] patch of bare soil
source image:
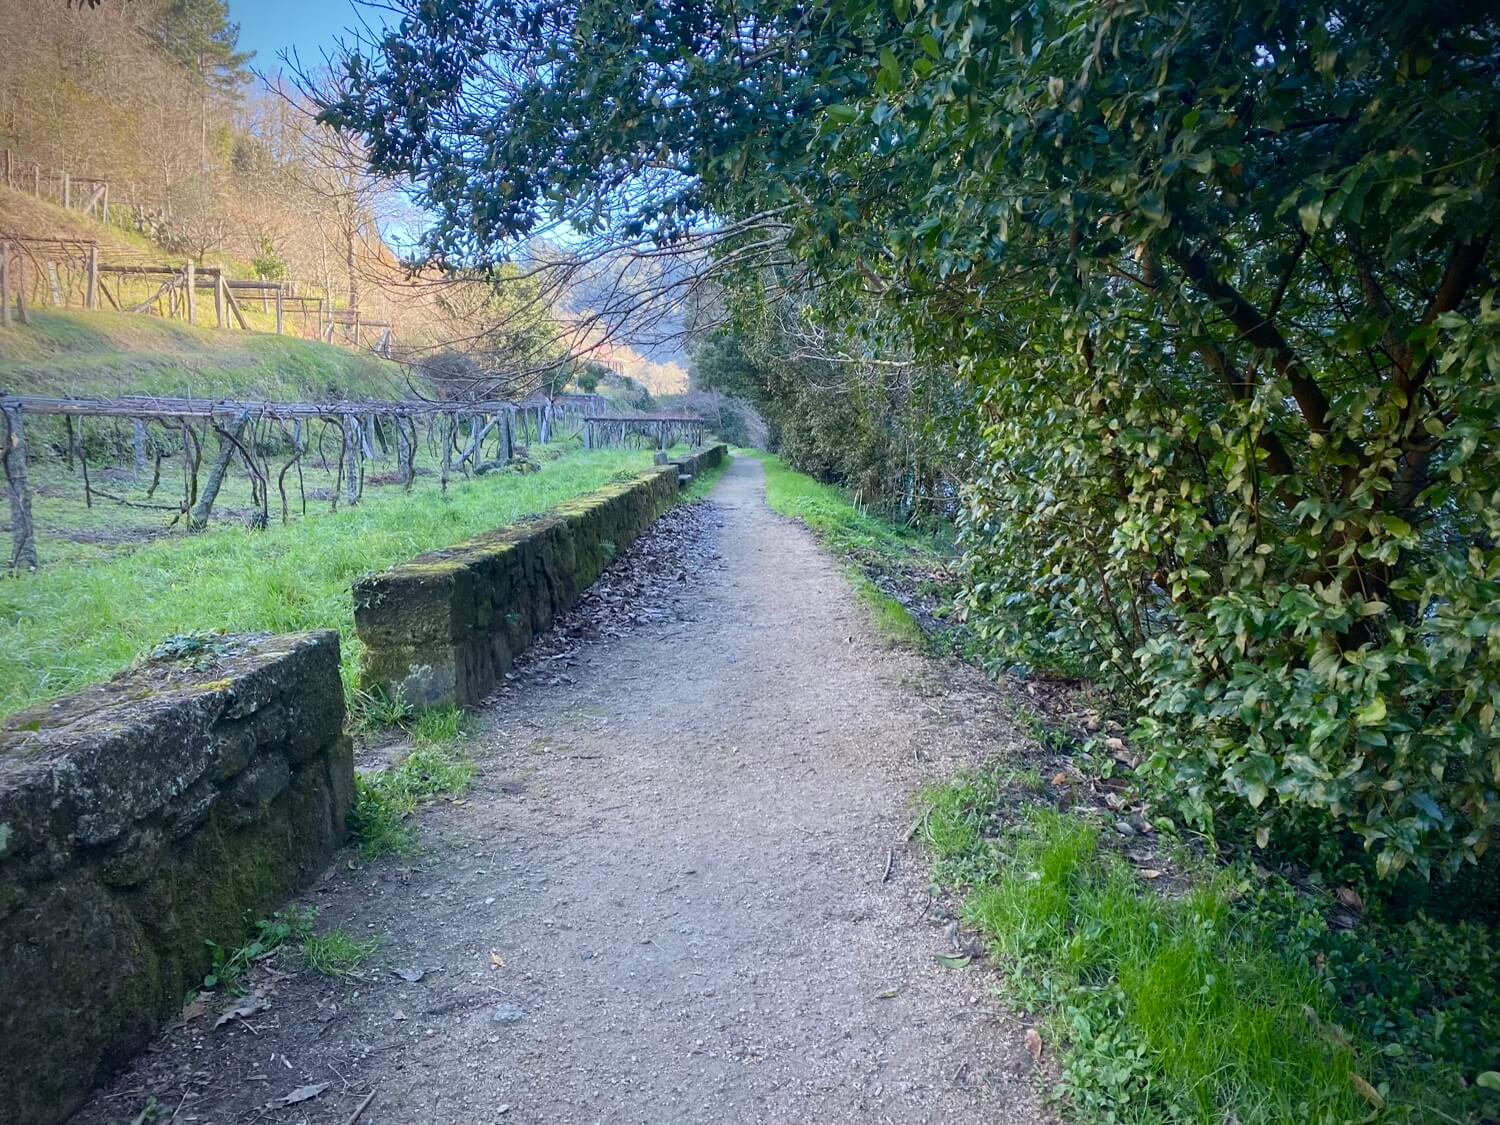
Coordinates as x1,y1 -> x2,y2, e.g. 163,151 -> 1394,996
72,457 -> 1054,1125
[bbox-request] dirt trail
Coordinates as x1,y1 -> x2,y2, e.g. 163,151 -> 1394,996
76,456 -> 1050,1125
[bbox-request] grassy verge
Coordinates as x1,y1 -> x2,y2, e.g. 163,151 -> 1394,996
744,450 -> 949,643
200,905 -> 378,992
920,767 -> 1500,1123
348,705 -> 476,858
682,449 -> 732,501
0,448 -> 654,721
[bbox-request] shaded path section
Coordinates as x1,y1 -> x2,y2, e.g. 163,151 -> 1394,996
75,455 -> 1048,1125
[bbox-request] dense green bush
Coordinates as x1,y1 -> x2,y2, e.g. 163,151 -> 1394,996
325,0 -> 1500,878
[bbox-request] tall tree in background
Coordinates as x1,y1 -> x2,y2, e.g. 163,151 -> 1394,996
148,0 -> 252,91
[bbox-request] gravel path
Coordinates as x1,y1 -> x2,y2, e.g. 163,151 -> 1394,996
75,455 -> 1050,1125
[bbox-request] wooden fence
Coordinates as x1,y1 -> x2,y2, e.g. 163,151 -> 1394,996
583,414 -> 707,450
3,149 -> 109,220
1,146 -> 393,352
0,393 -> 601,571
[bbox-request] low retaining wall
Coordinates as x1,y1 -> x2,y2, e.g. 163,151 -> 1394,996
668,442 -> 727,484
0,632 -> 353,1125
356,445 -> 728,708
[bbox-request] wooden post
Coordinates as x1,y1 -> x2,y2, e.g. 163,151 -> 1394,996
13,252 -> 27,325
342,416 -> 361,507
184,261 -> 196,324
2,403 -> 38,570
214,271 -> 225,329
440,414 -> 452,493
397,419 -> 413,487
62,172 -> 70,211
132,419 -> 148,477
274,286 -> 283,334
188,411 -> 250,529
0,242 -> 9,328
32,164 -> 40,197
101,181 -> 109,224
86,244 -> 99,310
3,149 -> 11,189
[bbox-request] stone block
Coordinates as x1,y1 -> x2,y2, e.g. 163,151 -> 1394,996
355,454 -> 723,708
0,631 -> 352,1125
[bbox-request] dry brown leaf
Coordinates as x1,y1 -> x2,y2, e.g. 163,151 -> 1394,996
1336,887 -> 1365,913
1138,868 -> 1164,880
1351,1074 -> 1384,1108
270,1082 -> 330,1108
489,951 -> 505,970
1024,1028 -> 1043,1061
179,999 -> 208,1026
214,995 -> 269,1029
1051,771 -> 1071,787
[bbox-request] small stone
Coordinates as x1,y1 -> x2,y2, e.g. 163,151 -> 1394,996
492,1004 -> 525,1025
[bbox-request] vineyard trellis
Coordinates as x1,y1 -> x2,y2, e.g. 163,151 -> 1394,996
583,414 -> 707,451
0,391 -> 610,571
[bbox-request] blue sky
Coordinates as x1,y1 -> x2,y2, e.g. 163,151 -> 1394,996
232,0 -> 390,79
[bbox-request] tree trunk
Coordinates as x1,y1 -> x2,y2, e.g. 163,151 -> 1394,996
188,411 -> 250,530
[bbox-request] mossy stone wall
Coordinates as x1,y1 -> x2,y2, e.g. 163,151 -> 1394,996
0,631 -> 352,1125
355,448 -> 727,708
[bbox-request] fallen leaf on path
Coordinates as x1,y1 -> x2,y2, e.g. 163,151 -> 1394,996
1024,1028 -> 1043,1061
214,995 -> 269,1028
392,966 -> 434,983
873,985 -> 903,1000
179,998 -> 208,1025
269,1082 -> 330,1108
1350,1074 -> 1384,1108
1051,772 -> 1070,787
489,951 -> 505,970
1336,887 -> 1364,913
933,953 -> 971,970
1137,868 -> 1164,880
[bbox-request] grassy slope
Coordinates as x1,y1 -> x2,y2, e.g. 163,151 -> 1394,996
0,184 -> 396,399
0,449 -> 655,721
0,310 -> 406,400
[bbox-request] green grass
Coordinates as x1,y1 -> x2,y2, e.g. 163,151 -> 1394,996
0,448 -> 655,721
203,906 -> 317,994
744,450 -> 944,644
301,928 -> 380,978
0,310 -> 406,400
918,772 -> 1499,1123
349,711 -> 475,858
748,450 -> 946,566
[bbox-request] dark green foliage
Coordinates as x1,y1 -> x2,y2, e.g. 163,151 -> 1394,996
322,0 -> 1500,881
148,0 -> 252,91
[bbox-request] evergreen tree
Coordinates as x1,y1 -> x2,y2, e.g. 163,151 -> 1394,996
149,0 -> 252,91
